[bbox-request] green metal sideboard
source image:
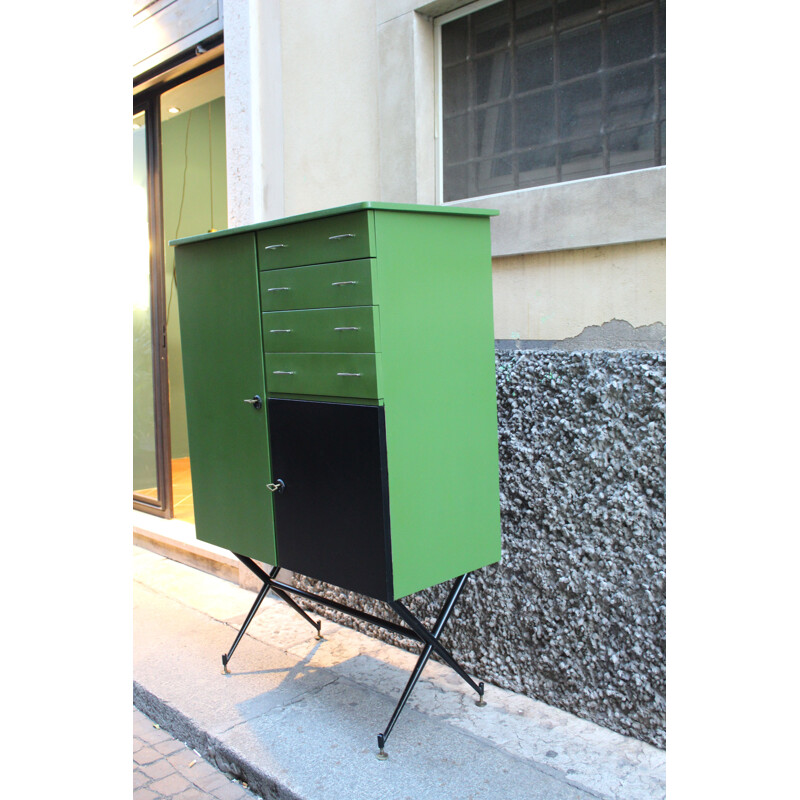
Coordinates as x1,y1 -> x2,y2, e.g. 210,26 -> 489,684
171,201 -> 501,757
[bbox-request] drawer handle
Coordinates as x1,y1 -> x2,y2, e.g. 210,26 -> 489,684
331,281 -> 358,286
328,233 -> 355,240
334,327 -> 360,331
337,372 -> 362,377
269,329 -> 293,333
272,370 -> 296,375
264,243 -> 288,250
267,287 -> 291,292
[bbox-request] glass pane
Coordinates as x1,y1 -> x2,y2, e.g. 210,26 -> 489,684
558,76 -> 602,139
657,1 -> 665,54
606,64 -> 654,130
559,22 -> 601,80
515,0 -> 552,43
161,65 -> 227,524
444,112 -> 471,164
132,110 -> 159,498
607,5 -> 654,67
557,0 -> 599,25
442,15 -> 469,66
443,62 -> 469,115
476,153 -> 515,196
443,163 -> 470,202
476,102 -> 513,157
475,51 -> 511,105
517,89 -> 556,147
608,123 -> 654,173
518,146 -> 558,186
517,38 -> 554,93
560,135 -> 604,180
472,1 -> 510,54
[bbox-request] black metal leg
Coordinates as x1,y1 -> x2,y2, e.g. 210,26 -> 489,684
224,555 -> 486,758
376,574 -> 486,760
222,566 -> 278,673
235,555 -> 323,640
391,597 -> 484,697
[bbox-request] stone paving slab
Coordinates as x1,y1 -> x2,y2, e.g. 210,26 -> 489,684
133,546 -> 666,800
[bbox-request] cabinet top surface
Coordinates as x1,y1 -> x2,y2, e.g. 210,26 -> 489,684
169,201 -> 499,247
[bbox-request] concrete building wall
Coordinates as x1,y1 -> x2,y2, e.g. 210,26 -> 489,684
493,239 -> 666,345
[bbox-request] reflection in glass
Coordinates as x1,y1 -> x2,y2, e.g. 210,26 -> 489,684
132,111 -> 159,498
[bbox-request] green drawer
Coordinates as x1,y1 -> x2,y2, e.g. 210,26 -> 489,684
256,212 -> 373,269
265,352 -> 381,399
263,307 -> 380,353
260,259 -> 374,311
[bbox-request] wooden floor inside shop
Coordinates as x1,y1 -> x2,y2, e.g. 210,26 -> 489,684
136,457 -> 194,523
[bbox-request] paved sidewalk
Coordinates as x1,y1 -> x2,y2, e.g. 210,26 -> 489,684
133,545 -> 666,800
134,706 -> 258,800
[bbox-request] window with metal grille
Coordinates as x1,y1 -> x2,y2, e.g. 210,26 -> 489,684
438,0 -> 666,202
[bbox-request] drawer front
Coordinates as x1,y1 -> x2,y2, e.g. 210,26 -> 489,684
263,307 -> 380,353
256,212 -> 373,269
265,353 -> 380,399
260,259 -> 374,311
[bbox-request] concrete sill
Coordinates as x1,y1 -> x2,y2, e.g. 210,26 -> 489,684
132,510 -> 240,584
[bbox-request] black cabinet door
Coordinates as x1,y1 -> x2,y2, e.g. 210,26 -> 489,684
268,399 -> 393,601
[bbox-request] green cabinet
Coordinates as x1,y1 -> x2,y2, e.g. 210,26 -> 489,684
173,202 -> 501,601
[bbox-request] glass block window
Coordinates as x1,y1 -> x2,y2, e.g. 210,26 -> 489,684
439,0 -> 666,201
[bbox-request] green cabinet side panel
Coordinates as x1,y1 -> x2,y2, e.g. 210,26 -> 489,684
372,211 -> 502,598
174,234 -> 277,563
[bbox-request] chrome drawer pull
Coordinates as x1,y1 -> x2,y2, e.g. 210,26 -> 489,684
269,329 -> 293,333
272,370 -> 296,375
328,233 -> 355,240
337,372 -> 362,377
267,287 -> 290,292
334,327 -> 360,331
331,281 -> 358,286
264,243 -> 288,250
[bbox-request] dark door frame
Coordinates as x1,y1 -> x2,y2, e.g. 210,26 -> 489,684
133,93 -> 173,517
132,54 -> 225,518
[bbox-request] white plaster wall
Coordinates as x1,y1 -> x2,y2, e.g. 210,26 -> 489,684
492,239 -> 666,341
224,0 -> 284,226
280,0 -> 382,215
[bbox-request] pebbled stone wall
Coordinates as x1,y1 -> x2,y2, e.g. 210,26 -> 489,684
294,349 -> 666,748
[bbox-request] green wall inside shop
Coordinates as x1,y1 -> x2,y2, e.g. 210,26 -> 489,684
161,96 -> 228,460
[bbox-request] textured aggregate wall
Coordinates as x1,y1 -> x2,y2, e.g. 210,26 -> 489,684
294,349 -> 666,748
